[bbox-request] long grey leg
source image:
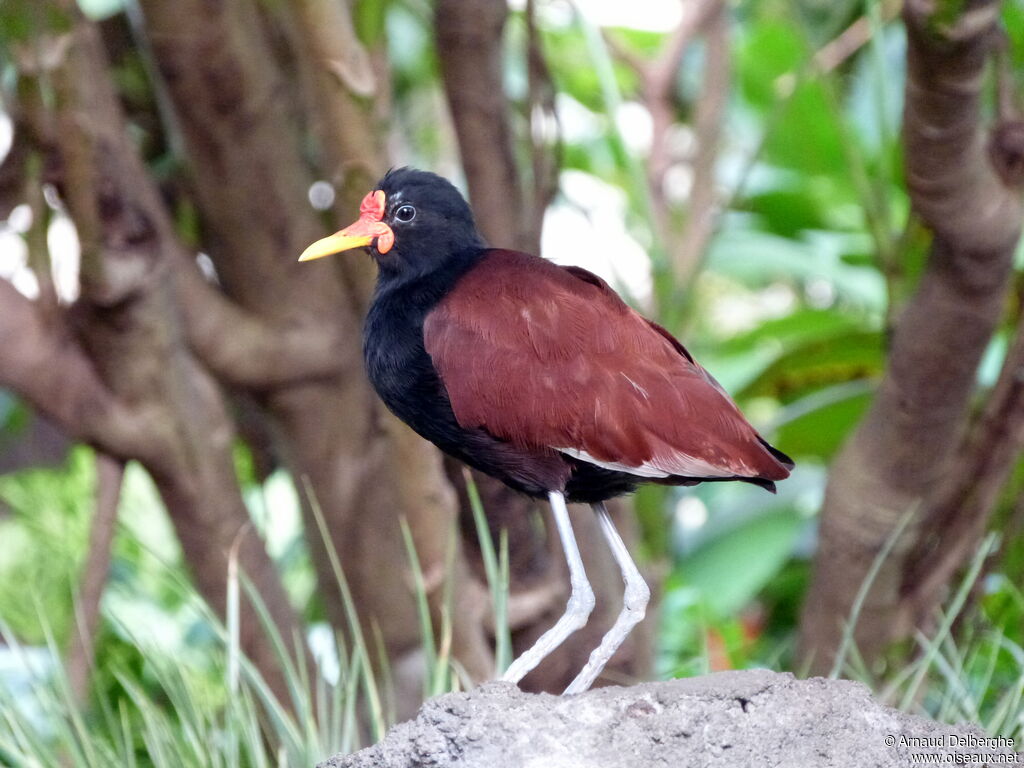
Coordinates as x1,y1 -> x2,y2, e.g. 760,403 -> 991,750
501,491 -> 595,685
564,502 -> 650,695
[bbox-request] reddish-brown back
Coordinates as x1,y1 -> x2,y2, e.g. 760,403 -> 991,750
423,250 -> 789,483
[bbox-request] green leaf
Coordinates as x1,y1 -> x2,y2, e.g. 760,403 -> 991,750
696,309 -> 872,394
741,188 -> 830,237
738,329 -> 883,403
1005,2 -> 1024,70
714,309 -> 864,357
736,20 -> 807,108
707,227 -> 887,309
676,507 -> 807,618
354,0 -> 389,46
772,381 -> 874,460
0,390 -> 17,432
763,82 -> 848,177
0,1 -> 72,45
543,27 -> 639,114
846,25 -> 905,155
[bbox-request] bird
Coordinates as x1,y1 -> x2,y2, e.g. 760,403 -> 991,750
299,168 -> 793,694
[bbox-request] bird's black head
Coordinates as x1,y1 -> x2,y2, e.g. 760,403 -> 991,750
298,168 -> 486,284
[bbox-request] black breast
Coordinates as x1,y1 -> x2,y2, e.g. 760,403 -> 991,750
363,283 -> 570,498
362,275 -> 639,503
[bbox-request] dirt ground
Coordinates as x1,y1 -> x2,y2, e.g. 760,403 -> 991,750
321,669 -> 1019,767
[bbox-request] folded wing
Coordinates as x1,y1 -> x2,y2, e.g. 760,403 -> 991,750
423,250 -> 790,483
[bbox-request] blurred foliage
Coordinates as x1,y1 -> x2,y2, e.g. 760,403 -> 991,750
0,450 -> 94,645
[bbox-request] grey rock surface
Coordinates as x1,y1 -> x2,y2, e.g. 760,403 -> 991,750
320,669 -> 1020,768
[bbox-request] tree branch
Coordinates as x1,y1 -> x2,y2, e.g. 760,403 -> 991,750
0,280 -> 140,456
289,0 -> 382,199
0,122 -> 31,221
524,0 -> 561,251
644,0 -> 723,228
813,0 -> 901,74
139,0 -> 506,701
20,8 -> 348,393
903,0 -> 1021,253
66,452 -> 125,704
436,0 -> 526,250
176,262 -> 351,389
645,0 -> 721,106
24,4 -> 309,702
904,300 -> 1024,617
798,0 -> 1024,674
289,0 -> 385,308
671,3 -> 729,284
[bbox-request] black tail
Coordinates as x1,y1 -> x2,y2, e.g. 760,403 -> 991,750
743,476 -> 778,494
758,436 -> 794,470
665,474 -> 780,494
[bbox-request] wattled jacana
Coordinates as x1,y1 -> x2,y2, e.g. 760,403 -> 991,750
299,168 -> 793,694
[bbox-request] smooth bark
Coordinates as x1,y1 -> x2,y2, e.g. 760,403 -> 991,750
136,0 -> 496,691
7,9 -> 308,702
798,0 -> 1024,674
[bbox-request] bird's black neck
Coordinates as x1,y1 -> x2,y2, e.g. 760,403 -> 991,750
372,245 -> 487,314
364,246 -> 489,385
362,246 -> 488,462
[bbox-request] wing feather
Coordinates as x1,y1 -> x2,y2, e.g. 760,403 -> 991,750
423,250 -> 789,481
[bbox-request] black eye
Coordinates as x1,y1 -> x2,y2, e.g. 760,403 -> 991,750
394,205 -> 416,222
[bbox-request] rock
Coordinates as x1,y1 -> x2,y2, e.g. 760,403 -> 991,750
319,670 -> 1020,768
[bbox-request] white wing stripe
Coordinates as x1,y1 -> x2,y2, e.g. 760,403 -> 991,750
555,447 -> 736,479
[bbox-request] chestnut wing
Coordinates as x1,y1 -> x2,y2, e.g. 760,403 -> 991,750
423,250 -> 787,481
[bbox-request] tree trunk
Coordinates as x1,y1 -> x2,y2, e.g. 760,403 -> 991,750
135,0 -> 496,692
66,453 -> 124,703
8,7 -> 308,702
798,0 -> 1024,675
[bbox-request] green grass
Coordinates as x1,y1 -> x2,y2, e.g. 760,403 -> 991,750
5,529 -> 1024,766
3,460 -> 1024,765
0,549 -> 383,767
463,470 -> 512,676
0,468 -> 516,767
